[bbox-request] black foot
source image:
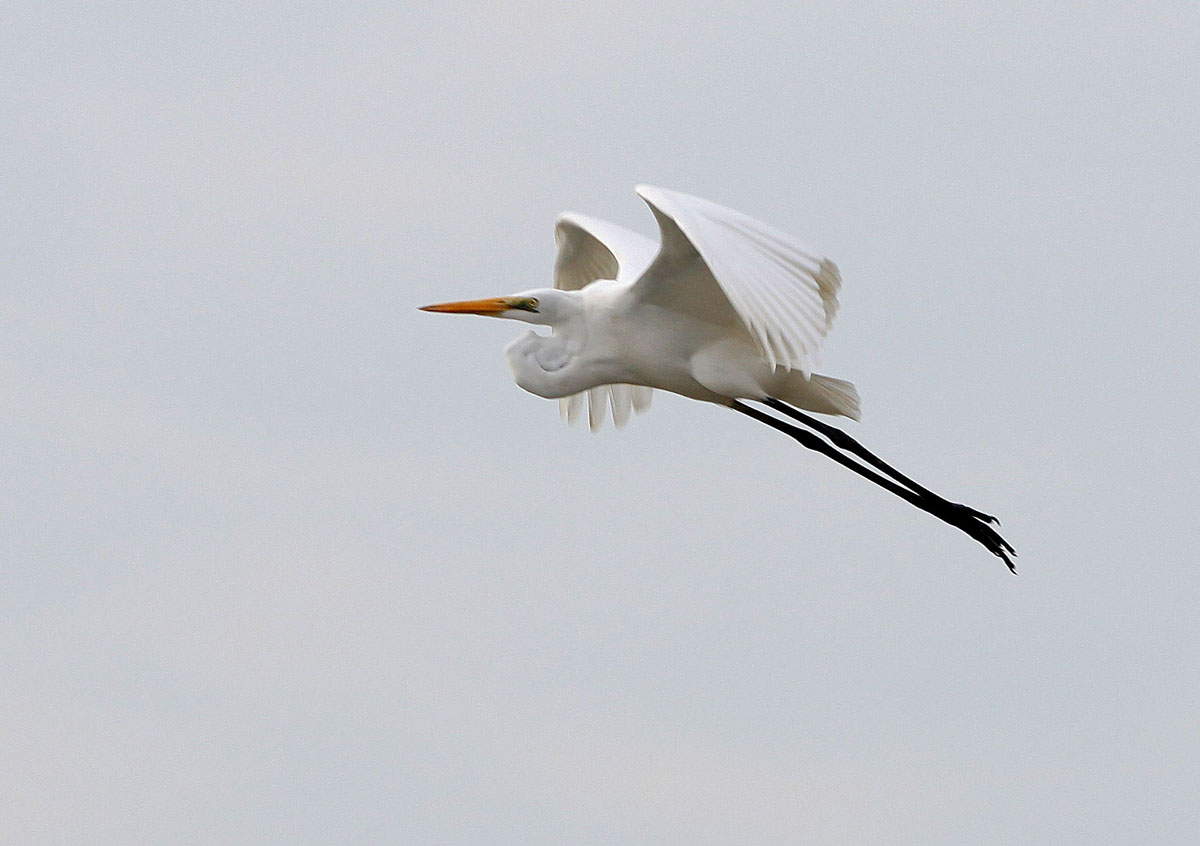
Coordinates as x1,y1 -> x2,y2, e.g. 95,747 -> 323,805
936,503 -> 1017,573
948,501 -> 1000,526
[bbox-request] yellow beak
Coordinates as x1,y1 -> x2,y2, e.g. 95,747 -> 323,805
419,297 -> 513,315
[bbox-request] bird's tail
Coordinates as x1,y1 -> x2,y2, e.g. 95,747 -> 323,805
776,374 -> 862,421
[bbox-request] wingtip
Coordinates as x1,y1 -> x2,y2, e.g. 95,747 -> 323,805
553,211 -> 586,242
634,183 -> 670,203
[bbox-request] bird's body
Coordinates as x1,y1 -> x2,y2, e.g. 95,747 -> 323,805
421,185 -> 1014,570
503,280 -> 858,416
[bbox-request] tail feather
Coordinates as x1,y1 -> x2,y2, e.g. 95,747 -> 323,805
813,375 -> 861,421
777,374 -> 861,421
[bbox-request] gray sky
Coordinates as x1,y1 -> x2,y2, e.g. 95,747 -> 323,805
4,2 -> 1199,843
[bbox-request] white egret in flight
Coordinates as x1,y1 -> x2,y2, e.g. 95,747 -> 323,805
421,185 -> 1015,570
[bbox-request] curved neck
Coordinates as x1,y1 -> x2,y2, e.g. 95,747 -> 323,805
540,289 -> 586,330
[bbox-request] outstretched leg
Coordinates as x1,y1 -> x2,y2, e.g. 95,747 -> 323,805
763,397 -> 999,526
731,400 -> 1016,571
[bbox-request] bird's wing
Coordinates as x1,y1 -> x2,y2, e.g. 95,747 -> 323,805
559,384 -> 654,430
552,212 -> 660,430
632,184 -> 842,376
553,211 -> 659,290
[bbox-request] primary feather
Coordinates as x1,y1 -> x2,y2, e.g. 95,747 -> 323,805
632,185 -> 841,376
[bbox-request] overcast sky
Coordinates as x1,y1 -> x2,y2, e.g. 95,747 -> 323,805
4,2 -> 1199,843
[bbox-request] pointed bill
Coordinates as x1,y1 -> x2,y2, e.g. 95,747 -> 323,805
419,297 -> 513,315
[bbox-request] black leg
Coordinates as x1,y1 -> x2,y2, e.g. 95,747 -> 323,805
731,401 -> 1016,572
763,397 -> 999,526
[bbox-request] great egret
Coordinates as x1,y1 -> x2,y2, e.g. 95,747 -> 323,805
421,185 -> 1015,570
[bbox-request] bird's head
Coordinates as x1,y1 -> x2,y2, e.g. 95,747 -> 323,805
419,288 -> 576,326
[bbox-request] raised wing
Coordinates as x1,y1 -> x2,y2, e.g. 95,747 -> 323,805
551,212 -> 660,430
633,184 -> 842,376
553,212 -> 659,290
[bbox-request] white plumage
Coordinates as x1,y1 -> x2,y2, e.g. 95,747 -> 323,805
420,184 -> 1014,570
527,185 -> 855,430
633,185 -> 841,374
551,209 -> 659,429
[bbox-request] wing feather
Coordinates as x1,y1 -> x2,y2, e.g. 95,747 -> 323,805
608,385 -> 633,427
551,212 -> 661,429
632,185 -> 842,376
630,385 -> 653,412
553,212 -> 659,289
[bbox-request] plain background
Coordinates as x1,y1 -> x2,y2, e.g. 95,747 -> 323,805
4,2 -> 1199,843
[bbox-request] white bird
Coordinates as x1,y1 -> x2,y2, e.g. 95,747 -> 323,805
421,185 -> 1014,570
